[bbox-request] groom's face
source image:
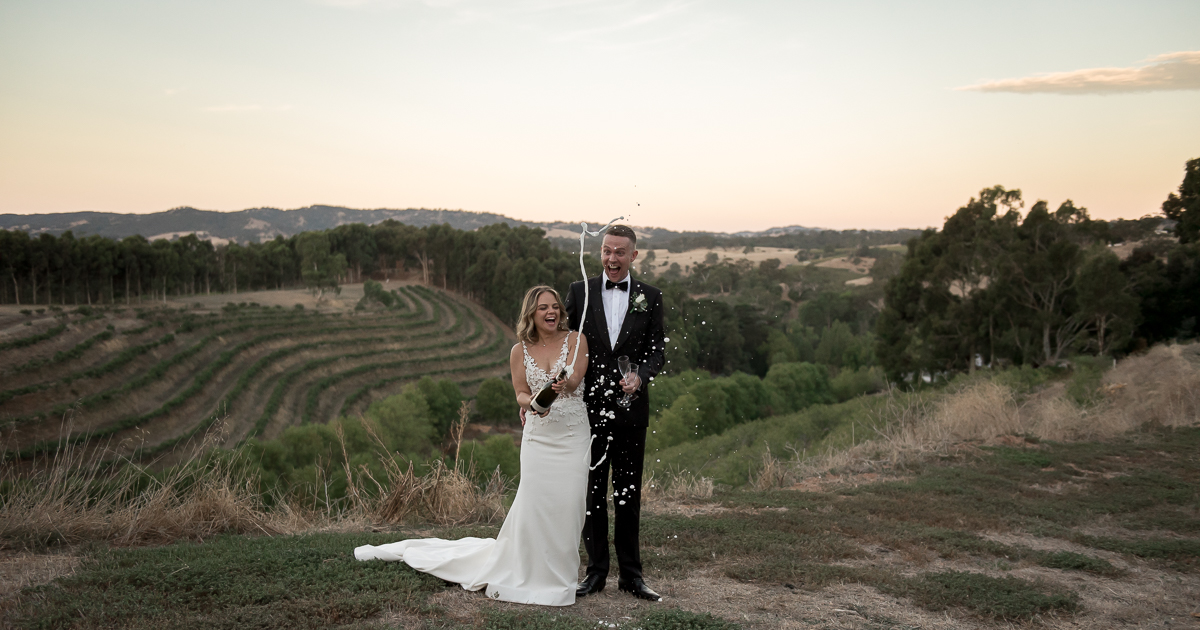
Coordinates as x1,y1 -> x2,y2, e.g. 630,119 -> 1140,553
601,234 -> 638,283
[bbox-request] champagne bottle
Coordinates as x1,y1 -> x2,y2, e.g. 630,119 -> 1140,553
529,369 -> 567,415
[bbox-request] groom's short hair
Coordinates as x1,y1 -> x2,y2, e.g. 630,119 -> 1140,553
607,225 -> 637,247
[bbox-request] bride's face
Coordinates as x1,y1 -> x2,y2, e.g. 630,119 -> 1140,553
534,291 -> 562,336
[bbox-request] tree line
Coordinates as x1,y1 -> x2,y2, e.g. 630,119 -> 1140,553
876,158 -> 1200,380
0,221 -> 593,326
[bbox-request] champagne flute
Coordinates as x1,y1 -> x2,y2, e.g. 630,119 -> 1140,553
616,355 -> 638,409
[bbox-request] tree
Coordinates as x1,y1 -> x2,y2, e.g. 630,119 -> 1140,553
328,223 -> 377,283
1076,249 -> 1139,355
296,231 -> 347,299
876,187 -> 1120,379
1162,157 -> 1200,244
995,200 -> 1092,365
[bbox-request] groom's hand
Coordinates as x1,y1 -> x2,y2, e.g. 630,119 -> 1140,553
622,372 -> 641,394
519,407 -> 527,426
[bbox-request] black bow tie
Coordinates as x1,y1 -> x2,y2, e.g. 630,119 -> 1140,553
605,279 -> 629,291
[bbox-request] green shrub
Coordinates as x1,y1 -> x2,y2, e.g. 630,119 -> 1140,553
1067,355 -> 1109,406
992,364 -> 1054,395
364,386 -> 437,457
359,280 -> 396,309
416,376 -> 463,437
830,365 -> 886,401
763,362 -> 835,413
460,435 -> 520,481
475,377 -> 519,425
647,393 -> 700,452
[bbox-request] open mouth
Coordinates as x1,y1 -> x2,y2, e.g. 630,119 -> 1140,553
543,314 -> 557,325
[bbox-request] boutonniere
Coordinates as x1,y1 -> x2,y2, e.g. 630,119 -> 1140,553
629,291 -> 648,313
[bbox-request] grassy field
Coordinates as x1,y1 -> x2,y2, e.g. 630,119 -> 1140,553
0,283 -> 513,463
3,422 -> 1197,628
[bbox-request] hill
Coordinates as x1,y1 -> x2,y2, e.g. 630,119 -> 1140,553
2,344 -> 1197,628
0,205 -> 697,246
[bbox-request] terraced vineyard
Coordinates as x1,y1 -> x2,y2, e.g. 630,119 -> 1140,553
0,284 -> 514,462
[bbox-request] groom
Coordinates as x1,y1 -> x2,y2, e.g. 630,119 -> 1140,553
564,225 -> 665,602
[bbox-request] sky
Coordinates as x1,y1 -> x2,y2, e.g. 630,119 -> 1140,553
1,0 -> 1198,232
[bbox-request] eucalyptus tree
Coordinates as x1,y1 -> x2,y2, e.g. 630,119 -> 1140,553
296,231 -> 347,299
1163,157 -> 1200,244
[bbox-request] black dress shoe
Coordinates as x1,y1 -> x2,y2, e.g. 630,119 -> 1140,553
617,577 -> 662,601
576,573 -> 606,597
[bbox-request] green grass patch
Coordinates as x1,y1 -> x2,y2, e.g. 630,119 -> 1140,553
1038,551 -> 1120,576
635,608 -> 742,630
880,571 -> 1078,621
9,533 -> 446,630
480,610 -> 596,630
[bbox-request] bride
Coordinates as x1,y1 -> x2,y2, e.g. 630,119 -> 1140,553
354,285 -> 591,606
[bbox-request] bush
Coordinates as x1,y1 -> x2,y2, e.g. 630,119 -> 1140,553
460,435 -> 520,481
1067,355 -> 1109,406
364,386 -> 438,457
830,366 -> 886,401
647,394 -> 700,452
475,377 -> 519,425
416,377 -> 463,437
992,364 -> 1054,395
359,280 -> 395,309
763,362 -> 835,413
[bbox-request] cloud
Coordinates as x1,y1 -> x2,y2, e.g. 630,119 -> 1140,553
553,1 -> 692,43
958,51 -> 1200,95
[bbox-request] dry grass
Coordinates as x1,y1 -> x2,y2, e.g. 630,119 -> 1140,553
0,403 -> 511,550
643,469 -> 716,504
0,431 -> 276,549
749,443 -> 797,491
345,402 -> 508,528
798,342 -> 1200,479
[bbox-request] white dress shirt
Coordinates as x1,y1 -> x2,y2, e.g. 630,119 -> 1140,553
600,273 -> 630,349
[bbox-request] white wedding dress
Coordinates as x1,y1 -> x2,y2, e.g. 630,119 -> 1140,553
354,337 -> 591,606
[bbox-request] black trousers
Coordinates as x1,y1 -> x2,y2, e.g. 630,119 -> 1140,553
582,424 -> 646,581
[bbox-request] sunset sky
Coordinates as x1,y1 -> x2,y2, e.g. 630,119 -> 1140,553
1,0 -> 1198,232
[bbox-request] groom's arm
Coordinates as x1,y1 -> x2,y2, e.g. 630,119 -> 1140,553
564,281 -> 583,331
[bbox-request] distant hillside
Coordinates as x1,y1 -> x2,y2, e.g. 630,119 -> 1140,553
0,206 -> 555,245
0,205 -> 809,247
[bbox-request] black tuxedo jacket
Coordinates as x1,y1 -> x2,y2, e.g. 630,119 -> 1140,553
564,276 -> 666,429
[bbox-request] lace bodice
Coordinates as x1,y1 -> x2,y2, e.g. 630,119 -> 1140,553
523,335 -> 586,423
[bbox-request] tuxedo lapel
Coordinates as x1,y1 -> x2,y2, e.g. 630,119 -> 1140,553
587,276 -> 611,352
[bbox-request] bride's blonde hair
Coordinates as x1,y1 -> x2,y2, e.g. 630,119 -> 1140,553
516,285 -> 568,345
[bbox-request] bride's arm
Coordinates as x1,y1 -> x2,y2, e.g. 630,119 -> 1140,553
510,344 -> 534,412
